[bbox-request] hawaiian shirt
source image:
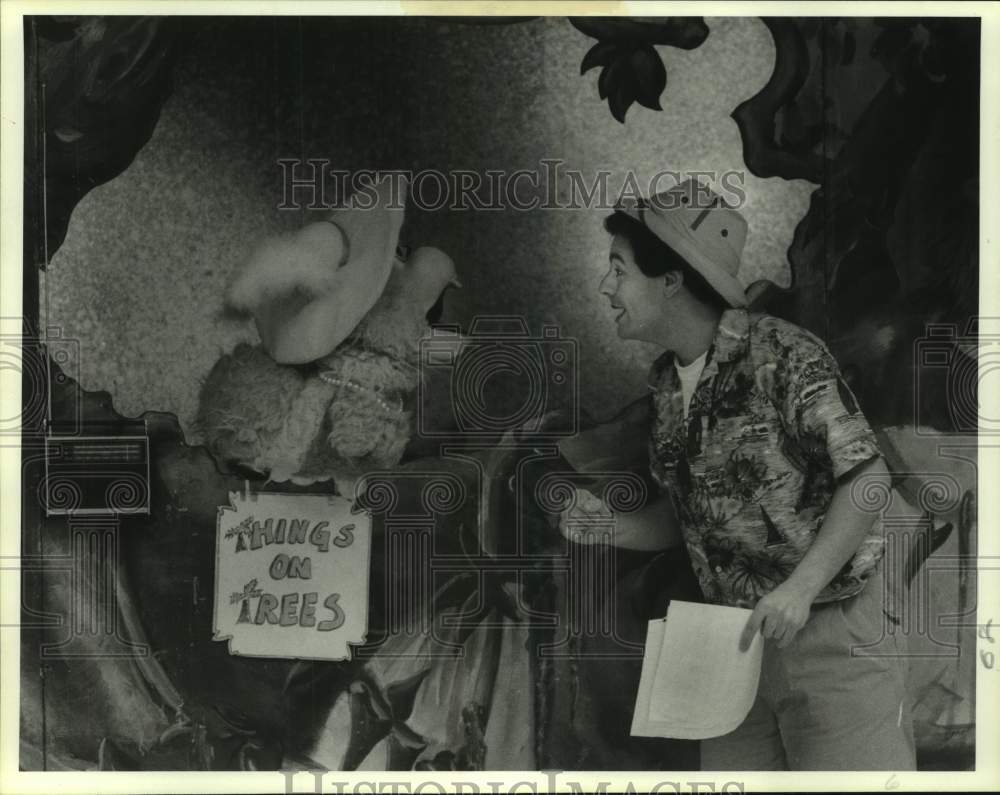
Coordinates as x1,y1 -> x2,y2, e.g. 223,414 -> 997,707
648,309 -> 884,607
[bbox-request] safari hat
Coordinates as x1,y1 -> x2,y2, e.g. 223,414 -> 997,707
617,178 -> 748,308
226,176 -> 406,364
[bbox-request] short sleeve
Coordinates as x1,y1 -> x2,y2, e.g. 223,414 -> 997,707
648,437 -> 670,491
765,321 -> 881,480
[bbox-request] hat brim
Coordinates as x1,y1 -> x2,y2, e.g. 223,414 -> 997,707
653,224 -> 748,309
259,178 -> 406,363
625,207 -> 748,308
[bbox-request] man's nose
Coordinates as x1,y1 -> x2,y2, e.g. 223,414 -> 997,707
598,272 -> 613,296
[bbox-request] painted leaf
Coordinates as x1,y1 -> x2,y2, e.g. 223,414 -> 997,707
341,687 -> 392,771
629,45 -> 667,110
609,79 -> 637,123
213,703 -> 259,737
353,679 -> 392,722
384,668 -> 432,721
570,16 -> 708,49
391,721 -> 428,750
386,734 -> 428,770
98,737 -> 141,771
580,41 -> 619,75
598,58 -> 624,100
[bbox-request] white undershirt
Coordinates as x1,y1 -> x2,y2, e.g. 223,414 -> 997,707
674,351 -> 708,419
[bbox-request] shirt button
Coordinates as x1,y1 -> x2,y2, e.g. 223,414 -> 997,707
714,565 -> 723,573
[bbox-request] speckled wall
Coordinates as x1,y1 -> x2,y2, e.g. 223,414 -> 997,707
42,17 -> 813,441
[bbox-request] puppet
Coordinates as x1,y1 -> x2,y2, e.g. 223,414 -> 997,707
197,177 -> 460,486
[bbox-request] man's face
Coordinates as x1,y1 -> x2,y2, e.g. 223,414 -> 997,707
598,234 -> 668,343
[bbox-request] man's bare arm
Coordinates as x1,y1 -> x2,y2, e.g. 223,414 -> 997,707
561,488 -> 683,551
784,455 -> 889,600
740,455 -> 889,649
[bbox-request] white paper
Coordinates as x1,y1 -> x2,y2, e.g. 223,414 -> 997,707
630,600 -> 763,740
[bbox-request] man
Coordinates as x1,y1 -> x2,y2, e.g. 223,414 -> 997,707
560,178 -> 915,770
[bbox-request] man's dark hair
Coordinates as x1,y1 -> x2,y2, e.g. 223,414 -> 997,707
604,211 -> 729,311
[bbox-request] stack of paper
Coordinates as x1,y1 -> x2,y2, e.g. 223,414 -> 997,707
630,600 -> 764,739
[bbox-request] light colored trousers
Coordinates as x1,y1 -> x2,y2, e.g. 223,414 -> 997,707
701,570 -> 917,771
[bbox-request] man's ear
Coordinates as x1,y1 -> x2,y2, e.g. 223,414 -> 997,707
662,270 -> 683,299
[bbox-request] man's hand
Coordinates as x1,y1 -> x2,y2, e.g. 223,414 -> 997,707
558,486 -> 607,544
739,580 -> 816,651
737,455 -> 890,652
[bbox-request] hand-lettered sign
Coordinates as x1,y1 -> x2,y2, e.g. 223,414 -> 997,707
212,490 -> 371,660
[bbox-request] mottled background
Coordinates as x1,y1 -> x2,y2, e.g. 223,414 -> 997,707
40,16 -> 812,440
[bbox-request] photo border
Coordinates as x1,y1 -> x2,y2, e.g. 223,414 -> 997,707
1,2 -> 997,792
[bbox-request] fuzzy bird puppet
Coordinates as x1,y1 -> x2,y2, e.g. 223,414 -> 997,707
197,177 -> 460,486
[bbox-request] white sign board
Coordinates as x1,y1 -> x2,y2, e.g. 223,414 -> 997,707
212,490 -> 371,660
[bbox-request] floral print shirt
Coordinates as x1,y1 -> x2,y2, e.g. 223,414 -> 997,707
648,309 -> 884,607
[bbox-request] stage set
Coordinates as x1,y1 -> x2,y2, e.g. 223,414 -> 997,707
17,14 -> 981,774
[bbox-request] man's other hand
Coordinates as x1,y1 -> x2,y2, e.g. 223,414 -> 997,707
739,581 -> 814,651
558,486 -> 608,544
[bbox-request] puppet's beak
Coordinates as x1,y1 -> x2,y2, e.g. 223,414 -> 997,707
449,277 -> 463,289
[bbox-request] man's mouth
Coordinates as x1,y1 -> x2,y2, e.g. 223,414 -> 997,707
612,306 -> 626,323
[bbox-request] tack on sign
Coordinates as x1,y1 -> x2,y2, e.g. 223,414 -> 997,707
213,491 -> 370,660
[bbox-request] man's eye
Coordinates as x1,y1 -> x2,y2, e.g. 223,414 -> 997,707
395,244 -> 411,261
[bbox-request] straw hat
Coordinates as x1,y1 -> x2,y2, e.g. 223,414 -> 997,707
226,176 -> 406,363
618,178 -> 748,308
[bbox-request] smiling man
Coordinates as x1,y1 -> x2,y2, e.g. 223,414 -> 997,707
573,178 -> 916,771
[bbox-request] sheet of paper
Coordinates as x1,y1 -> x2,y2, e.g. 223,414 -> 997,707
630,600 -> 764,740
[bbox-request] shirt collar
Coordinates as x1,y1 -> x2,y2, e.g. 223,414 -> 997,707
712,307 -> 751,364
647,308 -> 750,389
